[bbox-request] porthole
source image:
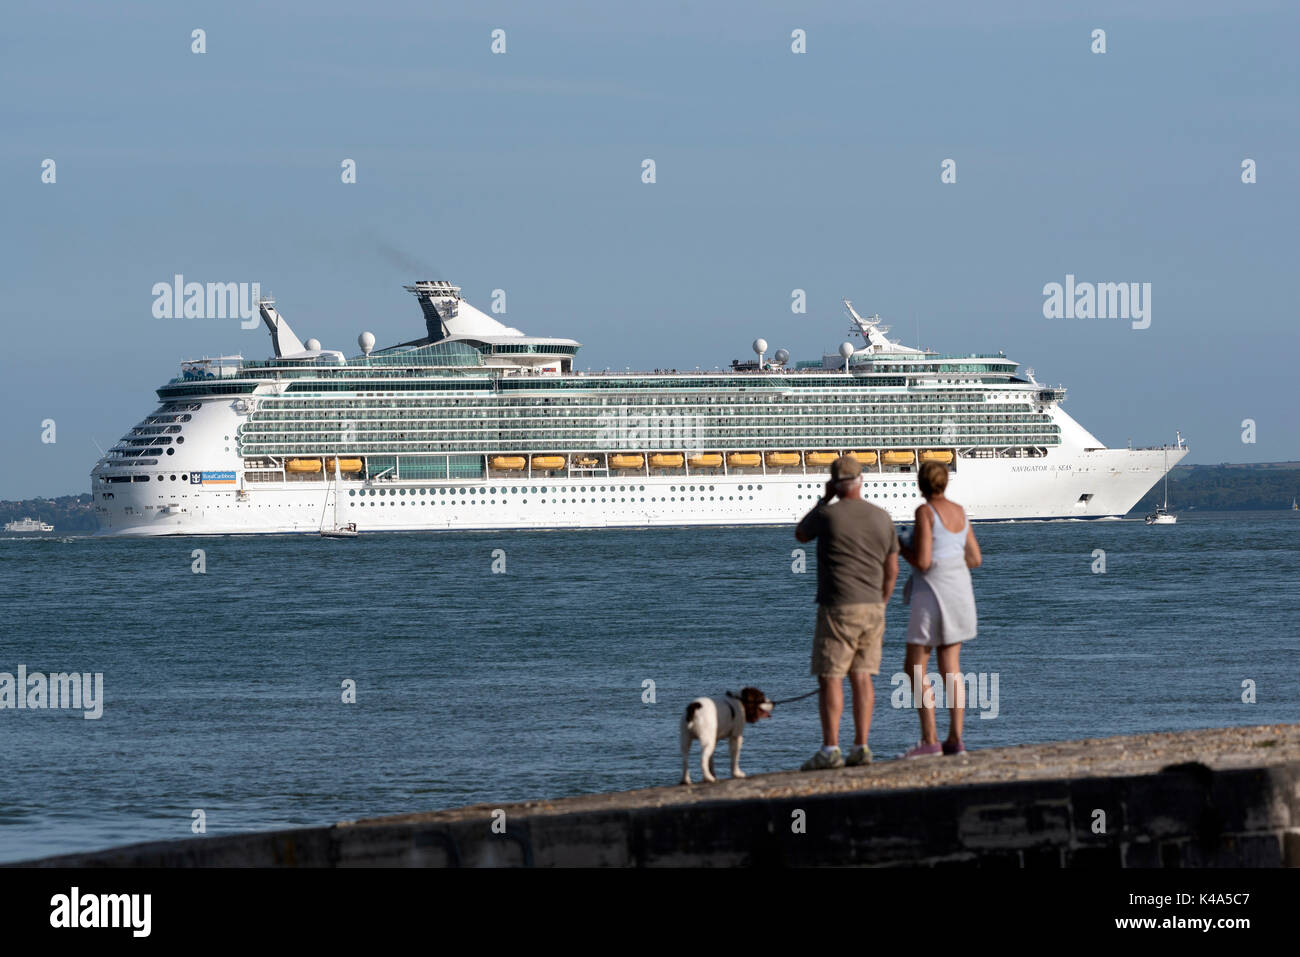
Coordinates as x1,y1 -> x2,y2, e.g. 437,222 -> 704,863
176,437 -> 184,444
157,475 -> 164,482
166,448 -> 174,455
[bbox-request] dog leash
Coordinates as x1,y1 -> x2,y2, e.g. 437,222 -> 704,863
729,689 -> 820,706
770,689 -> 820,705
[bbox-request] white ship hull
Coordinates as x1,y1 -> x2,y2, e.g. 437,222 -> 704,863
94,441 -> 1187,537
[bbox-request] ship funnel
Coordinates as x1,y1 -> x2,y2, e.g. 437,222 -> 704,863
405,280 -> 462,341
259,299 -> 307,358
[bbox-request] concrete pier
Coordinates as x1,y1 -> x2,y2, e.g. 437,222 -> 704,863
17,723 -> 1300,867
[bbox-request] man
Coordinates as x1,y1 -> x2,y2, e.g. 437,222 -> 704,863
794,455 -> 899,769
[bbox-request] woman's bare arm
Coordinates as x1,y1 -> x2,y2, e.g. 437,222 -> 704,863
900,505 -> 932,571
964,517 -> 982,569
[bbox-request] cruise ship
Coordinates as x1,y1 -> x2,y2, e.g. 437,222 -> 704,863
91,281 -> 1186,536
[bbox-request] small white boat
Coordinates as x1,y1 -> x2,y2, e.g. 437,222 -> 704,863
1145,444 -> 1177,525
320,522 -> 358,538
4,517 -> 54,533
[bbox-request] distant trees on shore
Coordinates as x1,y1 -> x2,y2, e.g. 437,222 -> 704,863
1134,464 -> 1300,512
0,493 -> 95,532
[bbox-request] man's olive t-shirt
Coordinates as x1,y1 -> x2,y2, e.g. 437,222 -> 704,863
800,498 -> 899,606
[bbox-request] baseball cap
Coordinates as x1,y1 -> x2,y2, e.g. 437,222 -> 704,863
830,455 -> 862,482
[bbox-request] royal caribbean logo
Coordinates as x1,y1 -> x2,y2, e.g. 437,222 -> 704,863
190,471 -> 236,485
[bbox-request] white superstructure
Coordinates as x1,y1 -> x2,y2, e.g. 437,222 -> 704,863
91,283 -> 1187,536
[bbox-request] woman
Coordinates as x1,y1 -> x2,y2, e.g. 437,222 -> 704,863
898,461 -> 981,757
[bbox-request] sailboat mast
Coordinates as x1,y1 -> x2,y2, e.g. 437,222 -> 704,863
330,455 -> 340,527
1163,448 -> 1168,508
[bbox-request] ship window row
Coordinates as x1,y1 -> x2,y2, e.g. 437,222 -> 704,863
248,402 -> 1026,421
120,436 -> 173,447
157,383 -> 257,398
159,371 -> 1028,394
343,496 -> 773,506
244,416 -> 1055,436
272,376 -> 927,393
241,434 -> 1063,449
242,420 -> 1058,438
242,421 -> 1059,438
240,434 -> 1062,455
260,392 -> 1000,411
246,407 -> 1038,427
349,484 -> 660,496
246,408 -> 1044,424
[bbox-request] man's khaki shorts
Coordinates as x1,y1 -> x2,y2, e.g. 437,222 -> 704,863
811,602 -> 886,677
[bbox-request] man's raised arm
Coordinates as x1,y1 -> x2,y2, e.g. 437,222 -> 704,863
795,480 -> 834,542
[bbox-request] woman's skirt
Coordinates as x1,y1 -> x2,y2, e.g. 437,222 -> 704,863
904,555 -> 978,647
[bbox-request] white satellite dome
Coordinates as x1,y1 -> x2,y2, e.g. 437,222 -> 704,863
358,331 -> 376,356
304,337 -> 322,352
752,338 -> 768,356
774,348 -> 790,365
839,341 -> 855,358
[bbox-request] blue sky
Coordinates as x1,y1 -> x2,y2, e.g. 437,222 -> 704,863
2,0 -> 1296,499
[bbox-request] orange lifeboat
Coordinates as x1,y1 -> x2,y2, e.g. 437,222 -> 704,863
649,453 -> 684,469
687,453 -> 723,468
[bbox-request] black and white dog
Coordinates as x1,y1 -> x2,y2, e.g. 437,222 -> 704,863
680,687 -> 774,785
